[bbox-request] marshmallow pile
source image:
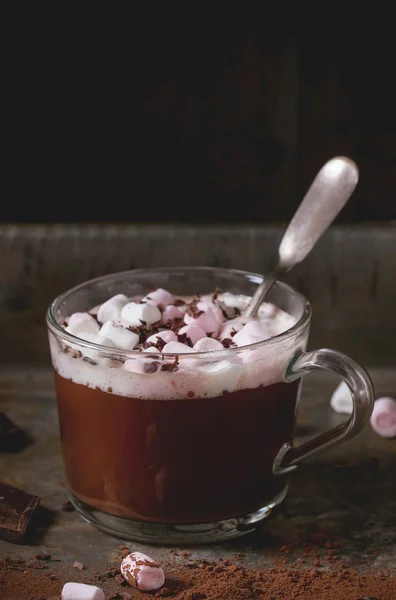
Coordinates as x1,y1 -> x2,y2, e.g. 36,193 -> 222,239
330,381 -> 396,439
51,287 -> 300,399
63,287 -> 297,364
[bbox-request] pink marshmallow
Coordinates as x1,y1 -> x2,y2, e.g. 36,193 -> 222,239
370,396 -> 396,438
142,288 -> 174,307
162,305 -> 184,322
120,551 -> 165,591
193,337 -> 224,352
146,330 -> 177,345
178,324 -> 207,345
184,307 -> 220,336
197,300 -> 226,323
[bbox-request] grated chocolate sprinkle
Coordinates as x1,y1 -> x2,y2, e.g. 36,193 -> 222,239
173,299 -> 185,306
143,361 -> 159,374
178,333 -> 193,347
221,338 -> 234,348
161,356 -> 180,372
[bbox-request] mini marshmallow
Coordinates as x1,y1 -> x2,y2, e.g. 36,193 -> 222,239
99,320 -> 139,350
121,301 -> 162,327
370,396 -> 396,438
61,582 -> 105,600
232,320 -> 272,347
146,330 -> 177,345
142,288 -> 174,306
197,299 -> 226,323
120,551 -> 165,591
162,341 -> 195,354
330,381 -> 353,415
194,337 -> 224,352
97,294 -> 129,323
184,307 -> 220,336
162,304 -> 184,322
78,332 -> 115,359
178,324 -> 207,345
124,356 -> 160,374
124,347 -> 160,374
66,312 -> 100,336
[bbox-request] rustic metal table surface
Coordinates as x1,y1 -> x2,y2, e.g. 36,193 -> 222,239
0,223 -> 395,589
1,366 -> 395,574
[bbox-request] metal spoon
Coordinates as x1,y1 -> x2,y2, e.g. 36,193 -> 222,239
242,156 -> 359,322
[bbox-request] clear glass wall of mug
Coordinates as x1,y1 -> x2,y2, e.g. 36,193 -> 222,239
46,267 -> 374,544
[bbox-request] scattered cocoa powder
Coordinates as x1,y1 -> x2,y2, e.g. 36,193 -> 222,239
1,555 -> 396,599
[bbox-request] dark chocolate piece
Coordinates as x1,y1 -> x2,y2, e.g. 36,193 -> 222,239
0,413 -> 29,452
0,481 -> 40,542
60,499 -> 75,512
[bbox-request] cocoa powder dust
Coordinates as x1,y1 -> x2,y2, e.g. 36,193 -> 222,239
1,556 -> 396,599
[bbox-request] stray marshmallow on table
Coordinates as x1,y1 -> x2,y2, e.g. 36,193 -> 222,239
330,380 -> 353,415
62,582 -> 105,600
370,396 -> 396,438
121,551 -> 165,591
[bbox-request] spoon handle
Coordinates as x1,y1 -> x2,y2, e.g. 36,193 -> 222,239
242,156 -> 359,322
278,156 -> 359,269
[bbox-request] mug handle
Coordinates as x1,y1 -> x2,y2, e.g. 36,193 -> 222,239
272,348 -> 375,476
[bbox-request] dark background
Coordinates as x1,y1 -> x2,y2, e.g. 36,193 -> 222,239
4,17 -> 396,224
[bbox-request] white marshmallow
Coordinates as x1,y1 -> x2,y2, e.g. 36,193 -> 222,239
61,582 -> 105,600
124,347 -> 160,374
121,301 -> 162,326
232,320 -> 272,347
78,332 -> 115,359
178,324 -> 207,345
142,288 -> 174,306
146,330 -> 177,345
124,356 -> 160,374
97,294 -> 128,323
121,551 -> 165,591
330,381 -> 353,415
162,341 -> 195,354
194,337 -> 224,352
66,312 -> 100,336
162,305 -> 184,322
98,320 -> 139,350
184,307 -> 220,336
370,396 -> 396,438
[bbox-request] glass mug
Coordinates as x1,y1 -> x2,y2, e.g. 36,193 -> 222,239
46,267 -> 374,544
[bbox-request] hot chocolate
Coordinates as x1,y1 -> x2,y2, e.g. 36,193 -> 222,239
50,287 -> 300,523
47,267 -> 374,543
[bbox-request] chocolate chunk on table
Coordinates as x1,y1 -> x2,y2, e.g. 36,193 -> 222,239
0,481 -> 40,542
0,413 -> 29,451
